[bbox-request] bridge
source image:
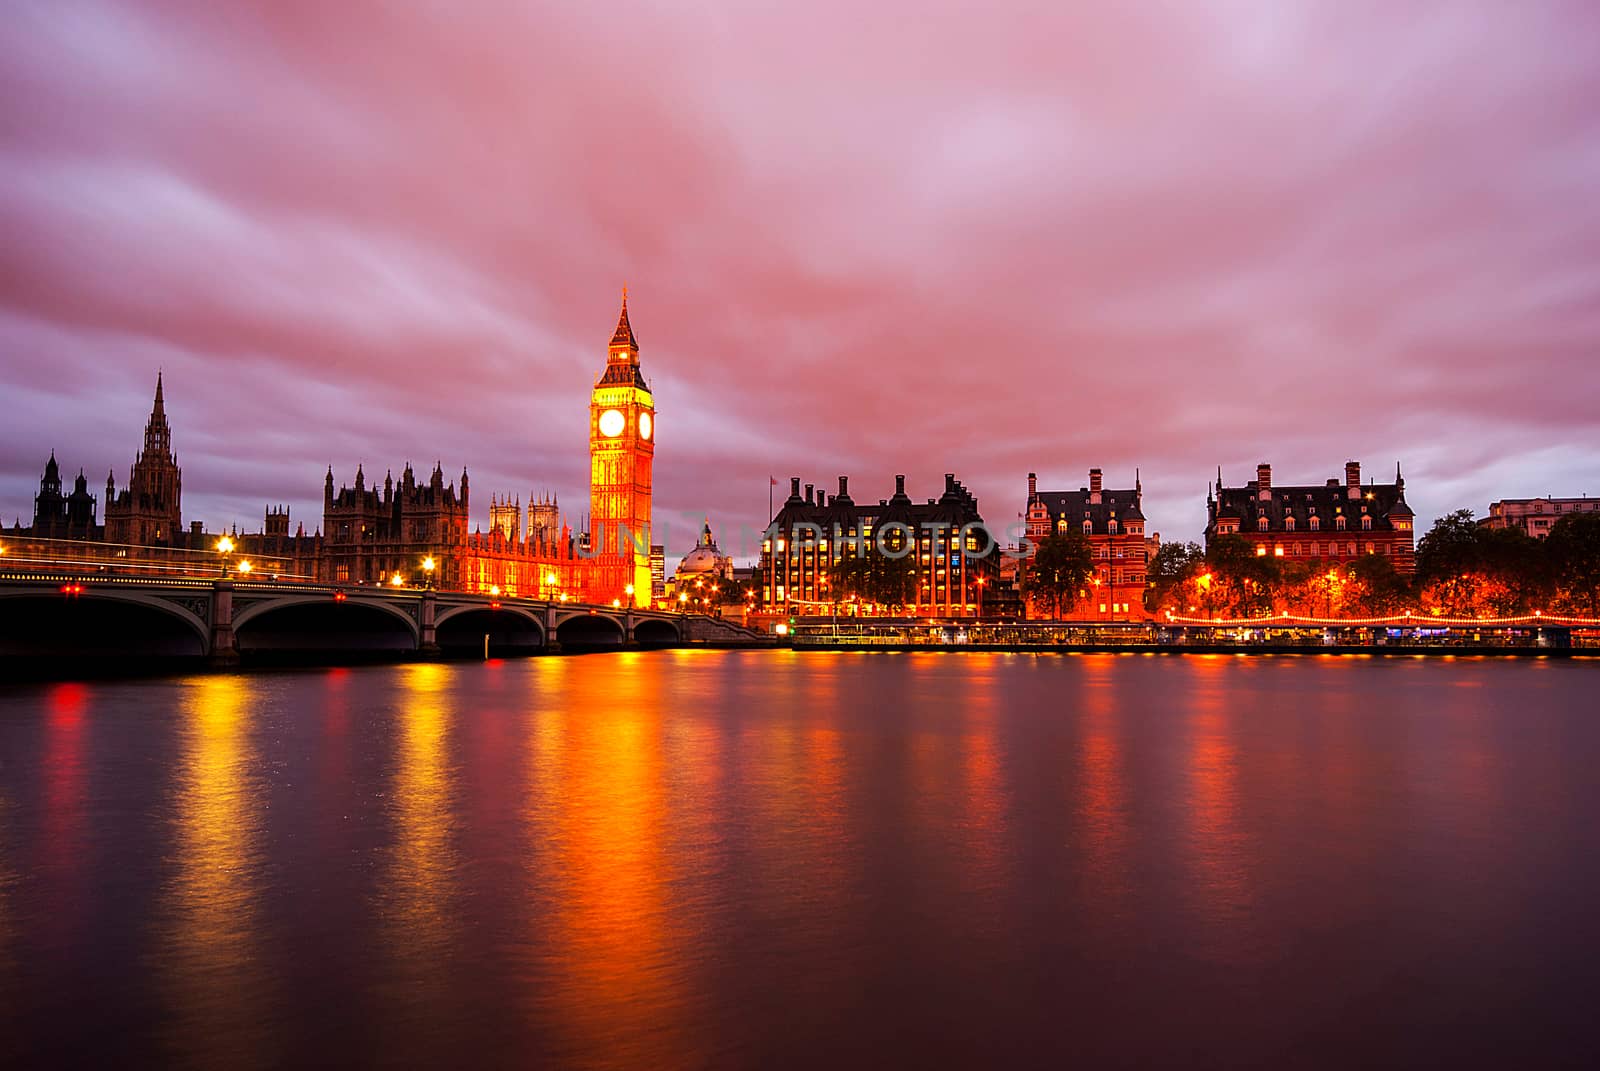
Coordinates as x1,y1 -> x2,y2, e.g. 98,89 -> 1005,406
0,571 -> 767,665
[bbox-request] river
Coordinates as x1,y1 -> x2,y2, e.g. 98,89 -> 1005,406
2,651 -> 1596,1067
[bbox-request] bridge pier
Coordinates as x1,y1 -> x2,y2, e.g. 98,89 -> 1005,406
543,602 -> 561,654
209,579 -> 239,667
419,589 -> 440,656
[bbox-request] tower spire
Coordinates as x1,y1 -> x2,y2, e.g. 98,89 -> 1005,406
610,287 -> 638,352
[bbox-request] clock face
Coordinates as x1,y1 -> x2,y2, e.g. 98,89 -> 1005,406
598,409 -> 625,438
639,412 -> 653,440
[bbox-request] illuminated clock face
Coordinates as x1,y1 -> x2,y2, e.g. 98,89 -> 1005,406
598,409 -> 625,438
639,412 -> 653,440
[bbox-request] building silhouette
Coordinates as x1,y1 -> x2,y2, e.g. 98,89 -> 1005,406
104,374 -> 183,546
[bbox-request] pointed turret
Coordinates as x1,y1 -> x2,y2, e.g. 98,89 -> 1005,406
610,286 -> 638,352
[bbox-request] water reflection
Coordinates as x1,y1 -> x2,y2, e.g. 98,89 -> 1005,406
524,653 -> 691,1065
160,675 -> 271,1068
1180,657 -> 1263,966
379,663 -> 459,1020
1075,657 -> 1130,916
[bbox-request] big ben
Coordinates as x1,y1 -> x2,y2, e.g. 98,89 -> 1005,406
588,289 -> 654,607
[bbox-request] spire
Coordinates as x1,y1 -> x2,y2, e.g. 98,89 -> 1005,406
610,286 -> 638,352
152,371 -> 165,418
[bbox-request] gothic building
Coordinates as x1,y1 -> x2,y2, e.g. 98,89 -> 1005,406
313,294 -> 655,603
1025,468 -> 1149,619
1206,461 -> 1416,573
104,374 -> 183,546
31,452 -> 98,540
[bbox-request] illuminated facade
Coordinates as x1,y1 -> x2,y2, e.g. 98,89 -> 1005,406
587,292 -> 655,607
1482,496 -> 1599,538
1025,468 -> 1149,619
762,473 -> 998,617
1206,460 -> 1416,573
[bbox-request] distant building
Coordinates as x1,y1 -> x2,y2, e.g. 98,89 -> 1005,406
104,374 -> 183,546
1482,496 -> 1598,538
31,452 -> 97,540
670,521 -> 733,604
1206,460 -> 1416,573
1025,468 -> 1149,619
649,544 -> 666,598
762,473 -> 997,617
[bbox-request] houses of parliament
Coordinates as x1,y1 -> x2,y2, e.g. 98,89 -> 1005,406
5,295 -> 659,608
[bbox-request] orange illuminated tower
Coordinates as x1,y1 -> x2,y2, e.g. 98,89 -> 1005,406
588,289 -> 655,606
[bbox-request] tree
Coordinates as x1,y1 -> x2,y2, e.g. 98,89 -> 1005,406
1547,512 -> 1600,615
1417,510 -> 1546,615
1022,531 -> 1093,619
1205,534 -> 1280,616
1145,541 -> 1205,612
1346,553 -> 1410,616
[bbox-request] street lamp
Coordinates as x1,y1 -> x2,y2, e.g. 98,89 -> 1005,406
236,559 -> 252,576
422,555 -> 436,590
391,572 -> 405,587
215,535 -> 235,576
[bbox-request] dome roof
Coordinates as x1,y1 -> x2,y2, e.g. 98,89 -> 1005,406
677,546 -> 723,575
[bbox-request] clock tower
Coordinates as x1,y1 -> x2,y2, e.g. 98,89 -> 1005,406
588,290 -> 655,607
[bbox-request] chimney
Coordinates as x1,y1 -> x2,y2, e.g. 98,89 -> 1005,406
1257,463 -> 1271,496
945,473 -> 955,494
789,477 -> 801,500
1028,472 -> 1037,498
1346,460 -> 1360,499
1089,468 -> 1103,494
838,476 -> 849,499
804,482 -> 814,505
896,474 -> 906,496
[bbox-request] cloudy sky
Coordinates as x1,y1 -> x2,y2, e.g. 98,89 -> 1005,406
3,0 -> 1597,562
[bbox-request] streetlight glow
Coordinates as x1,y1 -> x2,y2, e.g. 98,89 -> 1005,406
236,560 -> 252,575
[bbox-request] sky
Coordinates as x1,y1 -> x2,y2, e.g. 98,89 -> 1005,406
3,0 -> 1598,565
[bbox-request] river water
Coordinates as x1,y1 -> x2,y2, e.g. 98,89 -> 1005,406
1,652 -> 1597,1068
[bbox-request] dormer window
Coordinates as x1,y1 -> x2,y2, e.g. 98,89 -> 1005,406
1361,516 -> 1372,531
1082,520 -> 1093,535
1336,516 -> 1347,531
1257,515 -> 1269,531
1309,515 -> 1320,531
1285,516 -> 1296,532
1108,520 -> 1119,535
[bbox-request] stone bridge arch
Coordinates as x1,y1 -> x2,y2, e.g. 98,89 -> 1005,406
0,587 -> 211,657
232,594 -> 420,652
434,603 -> 546,653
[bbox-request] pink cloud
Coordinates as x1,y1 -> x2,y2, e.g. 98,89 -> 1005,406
3,1 -> 1599,560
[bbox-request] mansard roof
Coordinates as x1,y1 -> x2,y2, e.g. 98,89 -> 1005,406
1212,478 -> 1410,531
1033,487 -> 1145,529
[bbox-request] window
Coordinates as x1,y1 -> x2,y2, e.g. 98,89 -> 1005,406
1336,516 -> 1347,531
1108,520 -> 1119,535
1083,520 -> 1093,534
1361,516 -> 1372,531
1310,516 -> 1320,531
1257,516 -> 1269,531
1285,516 -> 1296,532
1348,542 -> 1357,556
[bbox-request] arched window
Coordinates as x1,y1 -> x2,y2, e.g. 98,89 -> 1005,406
1108,519 -> 1119,535
1082,520 -> 1093,535
1057,519 -> 1069,535
1336,515 -> 1347,531
1361,516 -> 1372,531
